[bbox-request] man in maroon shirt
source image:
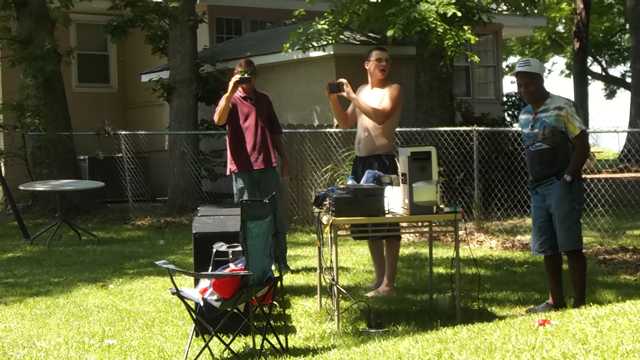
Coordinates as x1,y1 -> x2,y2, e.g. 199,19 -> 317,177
214,58 -> 292,273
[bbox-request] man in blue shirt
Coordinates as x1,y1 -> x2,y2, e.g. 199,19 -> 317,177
513,58 -> 591,313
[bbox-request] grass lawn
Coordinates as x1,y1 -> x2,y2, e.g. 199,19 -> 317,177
1,215 -> 640,359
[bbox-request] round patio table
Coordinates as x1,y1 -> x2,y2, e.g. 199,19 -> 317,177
19,180 -> 105,248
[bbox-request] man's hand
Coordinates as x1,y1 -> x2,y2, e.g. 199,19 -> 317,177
280,159 -> 291,180
214,75 -> 242,126
227,74 -> 242,95
337,78 -> 356,100
325,84 -> 338,101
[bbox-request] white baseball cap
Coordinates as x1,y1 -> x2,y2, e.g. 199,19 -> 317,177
510,58 -> 545,76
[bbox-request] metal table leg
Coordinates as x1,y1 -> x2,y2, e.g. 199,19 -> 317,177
428,221 -> 434,309
331,224 -> 339,330
317,219 -> 323,311
30,192 -> 99,247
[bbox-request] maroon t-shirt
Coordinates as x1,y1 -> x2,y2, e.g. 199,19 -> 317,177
217,89 -> 283,175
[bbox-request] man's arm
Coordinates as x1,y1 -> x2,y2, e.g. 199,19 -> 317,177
564,130 -> 590,181
266,98 -> 290,179
213,74 -> 241,126
339,79 -> 402,126
326,85 -> 357,129
272,134 -> 290,179
562,103 -> 590,181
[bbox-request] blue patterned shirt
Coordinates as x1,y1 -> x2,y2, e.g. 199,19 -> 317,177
519,93 -> 586,188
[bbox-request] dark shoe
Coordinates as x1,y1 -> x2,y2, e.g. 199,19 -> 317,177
525,301 -> 565,314
273,263 -> 293,274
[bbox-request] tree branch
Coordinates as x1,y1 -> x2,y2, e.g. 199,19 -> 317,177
590,55 -> 610,75
587,69 -> 631,91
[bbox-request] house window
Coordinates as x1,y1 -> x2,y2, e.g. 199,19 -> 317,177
453,48 -> 472,98
215,17 -> 243,44
453,34 -> 497,100
250,20 -> 277,32
71,18 -> 117,91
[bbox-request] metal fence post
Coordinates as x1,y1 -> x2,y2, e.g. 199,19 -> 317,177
473,127 -> 482,227
119,134 -> 134,215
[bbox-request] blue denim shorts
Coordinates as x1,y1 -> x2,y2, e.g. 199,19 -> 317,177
530,178 -> 585,256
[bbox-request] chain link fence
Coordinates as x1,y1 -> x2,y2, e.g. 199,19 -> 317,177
16,128 -> 640,238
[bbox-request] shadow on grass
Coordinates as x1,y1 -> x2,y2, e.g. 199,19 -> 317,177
320,245 -> 640,335
0,219 -> 193,305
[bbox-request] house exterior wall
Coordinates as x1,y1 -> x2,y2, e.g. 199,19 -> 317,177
258,57 -> 337,125
206,5 -> 324,48
57,25 -> 125,157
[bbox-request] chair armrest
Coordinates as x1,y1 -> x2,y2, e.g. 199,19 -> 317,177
154,260 -> 252,279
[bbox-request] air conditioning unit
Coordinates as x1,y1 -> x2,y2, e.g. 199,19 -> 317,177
78,155 -> 153,202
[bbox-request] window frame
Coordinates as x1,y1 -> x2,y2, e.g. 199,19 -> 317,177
453,32 -> 499,101
214,16 -> 244,44
70,14 -> 118,93
249,19 -> 278,32
453,42 -> 473,100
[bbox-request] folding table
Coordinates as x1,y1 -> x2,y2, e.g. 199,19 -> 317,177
315,210 -> 464,330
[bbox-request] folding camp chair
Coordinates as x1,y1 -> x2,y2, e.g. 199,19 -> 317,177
155,193 -> 289,359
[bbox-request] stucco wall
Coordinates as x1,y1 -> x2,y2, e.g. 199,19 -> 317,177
55,25 -> 124,156
258,57 -> 337,125
120,29 -> 168,133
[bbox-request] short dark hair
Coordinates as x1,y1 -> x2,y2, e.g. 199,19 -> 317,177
235,58 -> 257,72
365,46 -> 389,61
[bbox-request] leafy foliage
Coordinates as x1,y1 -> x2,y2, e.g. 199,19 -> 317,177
286,0 -> 489,65
104,0 -> 225,105
493,0 -> 630,99
0,0 -> 82,182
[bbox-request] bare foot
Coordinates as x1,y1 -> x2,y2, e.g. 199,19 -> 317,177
365,285 -> 395,297
364,281 -> 382,291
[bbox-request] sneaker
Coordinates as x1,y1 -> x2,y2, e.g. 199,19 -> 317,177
272,263 -> 293,274
525,301 -> 565,314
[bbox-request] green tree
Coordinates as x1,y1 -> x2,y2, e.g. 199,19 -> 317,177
106,0 -> 225,213
287,0 -> 489,127
0,0 -> 80,183
496,0 -> 629,100
621,0 -> 640,163
572,0 -> 591,126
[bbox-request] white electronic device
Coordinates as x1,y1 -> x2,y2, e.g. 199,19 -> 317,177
398,146 -> 441,215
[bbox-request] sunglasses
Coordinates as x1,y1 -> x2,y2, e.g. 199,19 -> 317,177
236,70 -> 255,76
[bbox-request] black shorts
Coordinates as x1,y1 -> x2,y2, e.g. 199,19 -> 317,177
350,153 -> 401,241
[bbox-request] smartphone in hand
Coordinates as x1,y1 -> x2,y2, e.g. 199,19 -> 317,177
327,82 -> 345,94
237,76 -> 252,84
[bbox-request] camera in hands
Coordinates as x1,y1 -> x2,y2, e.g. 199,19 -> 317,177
237,76 -> 252,84
328,82 -> 345,94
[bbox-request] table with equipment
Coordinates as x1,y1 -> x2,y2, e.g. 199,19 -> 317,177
315,210 -> 463,330
19,179 -> 105,247
314,145 -> 468,329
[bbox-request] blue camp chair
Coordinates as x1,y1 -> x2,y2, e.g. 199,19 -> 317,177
155,194 -> 288,359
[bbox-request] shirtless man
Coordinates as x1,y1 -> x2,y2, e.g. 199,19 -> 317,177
326,46 -> 403,297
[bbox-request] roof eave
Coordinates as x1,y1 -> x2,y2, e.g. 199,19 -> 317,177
140,44 -> 417,82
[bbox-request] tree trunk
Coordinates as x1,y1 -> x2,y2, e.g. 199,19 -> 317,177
11,0 -> 79,180
572,0 -> 591,127
165,0 -> 199,213
415,34 -> 455,127
619,0 -> 640,164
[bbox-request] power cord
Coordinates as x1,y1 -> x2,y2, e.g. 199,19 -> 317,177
315,209 -> 384,332
445,173 -> 483,321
